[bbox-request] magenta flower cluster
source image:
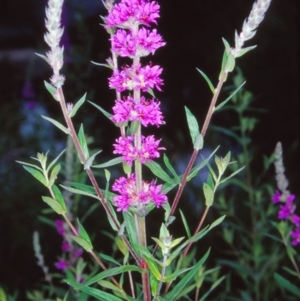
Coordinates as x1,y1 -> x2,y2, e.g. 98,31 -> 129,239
112,174 -> 167,211
272,191 -> 300,246
113,135 -> 165,165
105,0 -> 167,212
54,220 -> 83,272
111,96 -> 164,126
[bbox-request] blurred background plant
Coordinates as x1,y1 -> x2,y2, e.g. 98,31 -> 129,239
0,0 -> 298,300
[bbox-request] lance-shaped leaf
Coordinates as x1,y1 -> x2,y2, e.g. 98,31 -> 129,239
78,124 -> 89,160
199,275 -> 225,301
76,265 -> 143,288
44,80 -> 56,99
187,146 -> 219,181
164,249 -> 210,301
60,184 -> 99,200
42,196 -> 66,214
214,81 -> 246,112
48,163 -> 61,188
90,61 -> 113,70
92,157 -> 122,168
84,150 -> 102,170
70,93 -> 86,118
184,106 -> 200,146
88,101 -> 112,119
219,166 -> 245,184
46,148 -> 66,174
203,183 -> 214,206
145,160 -> 174,184
22,166 -> 47,186
274,273 -> 300,296
196,68 -> 215,94
71,219 -> 93,252
163,154 -> 180,183
52,185 -> 67,212
179,210 -> 191,238
41,115 -> 69,135
235,45 -> 257,58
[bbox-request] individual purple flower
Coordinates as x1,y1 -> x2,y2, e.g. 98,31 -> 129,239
148,182 -> 168,207
139,135 -> 165,163
55,219 -> 65,235
111,96 -> 165,126
112,173 -> 167,211
62,240 -> 71,252
109,63 -> 163,92
272,190 -> 281,203
55,259 -> 70,272
112,27 -> 165,57
113,135 -> 164,164
290,228 -> 300,246
105,0 -> 160,29
291,214 -> 300,226
72,248 -> 84,260
278,194 -> 295,220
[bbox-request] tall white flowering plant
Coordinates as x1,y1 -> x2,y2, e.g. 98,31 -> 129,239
16,0 -> 287,300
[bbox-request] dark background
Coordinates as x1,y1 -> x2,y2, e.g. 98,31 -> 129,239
0,0 -> 298,298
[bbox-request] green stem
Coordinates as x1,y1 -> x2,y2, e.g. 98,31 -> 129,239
168,71 -> 228,219
56,87 -> 141,265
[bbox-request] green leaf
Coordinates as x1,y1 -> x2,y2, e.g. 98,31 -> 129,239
163,267 -> 193,282
90,61 -> 113,70
88,101 -> 112,119
16,160 -> 43,173
193,133 -> 204,150
44,80 -> 56,99
42,196 -> 66,214
68,285 -> 124,301
78,124 -> 89,160
203,183 -> 214,206
165,249 -> 210,301
179,210 -> 191,238
235,45 -> 257,58
46,148 -> 66,174
22,166 -> 47,186
70,236 -> 93,252
78,266 -> 143,288
60,184 -> 99,200
274,273 -> 300,296
199,275 -> 225,301
99,254 -> 121,266
70,93 -> 86,117
219,166 -> 245,184
41,115 -> 69,134
35,53 -> 49,64
187,146 -> 219,181
196,68 -> 215,94
52,185 -> 67,212
84,150 -> 102,170
123,212 -> 140,255
147,87 -> 156,98
145,161 -> 174,184
48,163 -> 61,188
77,219 -> 93,250
214,81 -> 246,112
184,106 -> 200,146
163,154 -> 179,182
92,157 -> 122,168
